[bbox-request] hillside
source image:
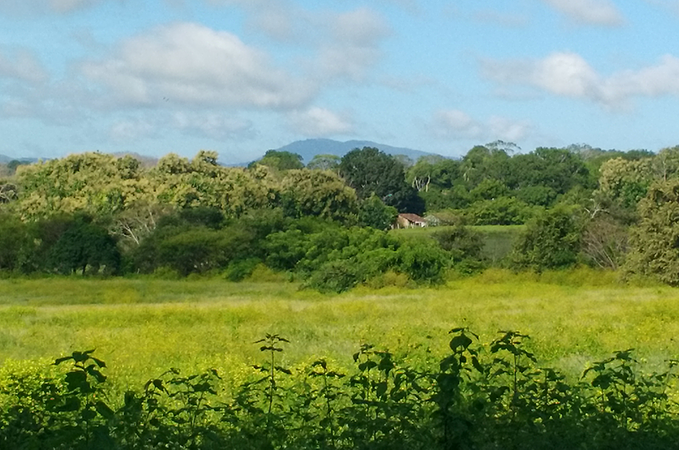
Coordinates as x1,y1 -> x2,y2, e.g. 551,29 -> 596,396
273,138 -> 439,164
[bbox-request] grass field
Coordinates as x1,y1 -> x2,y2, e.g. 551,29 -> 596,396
1,268 -> 678,394
391,224 -> 525,264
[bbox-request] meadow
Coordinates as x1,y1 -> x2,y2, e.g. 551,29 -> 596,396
391,224 -> 525,264
0,268 -> 677,392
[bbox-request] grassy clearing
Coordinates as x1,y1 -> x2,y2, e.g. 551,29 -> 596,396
0,269 -> 677,392
391,224 -> 524,263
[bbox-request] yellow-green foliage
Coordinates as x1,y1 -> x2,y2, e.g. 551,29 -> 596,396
0,271 -> 678,390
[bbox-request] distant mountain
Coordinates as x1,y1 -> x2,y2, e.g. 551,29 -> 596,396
0,154 -> 39,164
273,139 -> 439,164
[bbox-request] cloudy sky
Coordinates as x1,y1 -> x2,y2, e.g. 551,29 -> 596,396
2,0 -> 679,163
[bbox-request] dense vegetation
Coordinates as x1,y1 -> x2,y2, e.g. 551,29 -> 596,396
2,142 -> 679,288
2,327 -> 678,449
4,143 -> 679,446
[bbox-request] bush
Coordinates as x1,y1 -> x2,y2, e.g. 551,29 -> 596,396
226,258 -> 262,282
397,239 -> 448,284
510,206 -> 583,272
246,264 -> 287,283
305,259 -> 361,293
363,270 -> 410,289
467,196 -> 532,225
358,194 -> 398,230
3,333 -> 679,449
431,225 -> 483,261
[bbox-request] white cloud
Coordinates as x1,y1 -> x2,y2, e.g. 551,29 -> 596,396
80,22 -> 314,109
50,0 -> 99,12
473,10 -> 529,28
109,112 -> 255,142
172,112 -> 256,140
645,0 -> 679,16
288,107 -> 353,137
317,7 -> 390,81
0,48 -> 48,83
200,0 -> 302,41
483,51 -> 679,108
488,117 -> 533,142
541,0 -> 624,26
109,118 -> 158,142
433,109 -> 533,142
0,0 -> 110,14
195,3 -> 390,82
433,110 -> 484,139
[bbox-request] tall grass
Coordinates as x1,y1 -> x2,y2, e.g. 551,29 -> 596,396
1,269 -> 678,391
0,269 -> 679,390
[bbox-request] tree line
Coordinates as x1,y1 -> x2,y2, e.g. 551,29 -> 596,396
1,143 -> 679,287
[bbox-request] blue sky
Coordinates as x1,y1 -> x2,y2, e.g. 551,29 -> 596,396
2,0 -> 679,163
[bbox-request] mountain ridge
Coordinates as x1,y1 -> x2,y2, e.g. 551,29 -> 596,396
273,138 -> 438,164
1,139 -> 441,167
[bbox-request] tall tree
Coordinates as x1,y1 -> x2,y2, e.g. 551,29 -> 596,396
47,217 -> 121,275
279,169 -> 359,221
339,147 -> 424,213
625,179 -> 679,285
307,154 -> 341,172
250,150 -> 304,171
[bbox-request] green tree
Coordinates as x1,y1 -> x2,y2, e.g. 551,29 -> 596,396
357,194 -> 398,230
432,225 -> 483,261
598,157 -> 654,208
307,154 -> 341,171
510,206 -> 582,272
250,150 -> 304,171
469,179 -> 510,202
339,147 -> 424,214
15,152 -> 150,219
625,179 -> 679,285
408,156 -> 461,191
0,181 -> 17,204
279,169 -> 358,222
397,238 -> 448,284
467,197 -> 533,225
461,145 -> 511,188
0,213 -> 31,272
47,218 -> 121,275
508,147 -> 592,194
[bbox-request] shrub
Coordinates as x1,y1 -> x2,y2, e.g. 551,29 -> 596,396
305,259 -> 361,293
226,258 -> 262,282
510,206 -> 583,272
582,215 -> 629,270
467,196 -> 532,225
431,225 -> 483,261
397,239 -> 448,284
358,194 -> 398,230
246,264 -> 287,283
363,270 -> 410,289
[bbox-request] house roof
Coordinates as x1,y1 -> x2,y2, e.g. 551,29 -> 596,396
398,213 -> 426,223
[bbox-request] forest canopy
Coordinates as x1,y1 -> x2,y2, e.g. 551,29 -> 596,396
1,143 -> 679,289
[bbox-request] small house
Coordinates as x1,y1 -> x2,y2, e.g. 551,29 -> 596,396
394,213 -> 428,229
